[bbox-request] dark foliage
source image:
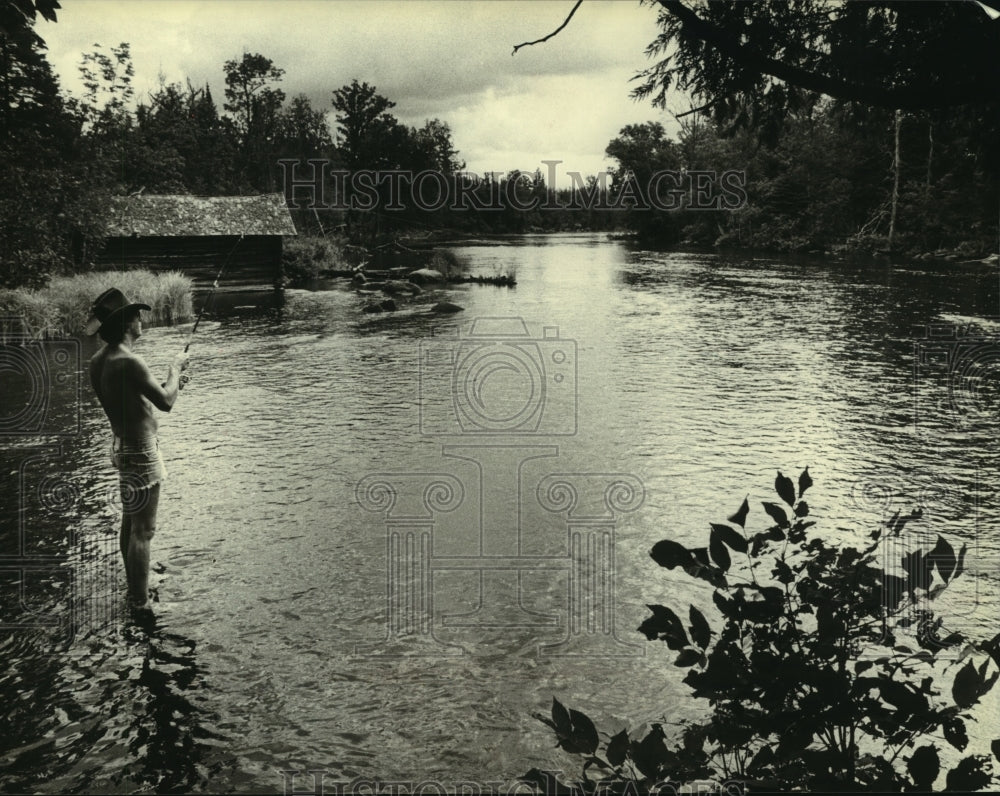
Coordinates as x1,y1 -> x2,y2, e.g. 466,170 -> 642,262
528,470 -> 1000,792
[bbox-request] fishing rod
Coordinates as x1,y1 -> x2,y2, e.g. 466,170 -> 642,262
185,231 -> 247,352
178,231 -> 246,386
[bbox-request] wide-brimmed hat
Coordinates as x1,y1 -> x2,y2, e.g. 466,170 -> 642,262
84,288 -> 151,336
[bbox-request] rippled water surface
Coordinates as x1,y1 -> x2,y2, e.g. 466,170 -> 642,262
2,234 -> 999,792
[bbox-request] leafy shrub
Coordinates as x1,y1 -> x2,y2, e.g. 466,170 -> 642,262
845,232 -> 891,255
527,470 -> 1000,793
0,246 -> 72,292
281,235 -> 350,284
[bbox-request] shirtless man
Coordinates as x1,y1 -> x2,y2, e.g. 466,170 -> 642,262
86,288 -> 190,612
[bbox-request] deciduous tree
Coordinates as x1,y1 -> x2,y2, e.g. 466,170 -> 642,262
223,52 -> 285,190
331,79 -> 400,171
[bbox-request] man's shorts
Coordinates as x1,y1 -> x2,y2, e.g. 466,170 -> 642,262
111,435 -> 167,494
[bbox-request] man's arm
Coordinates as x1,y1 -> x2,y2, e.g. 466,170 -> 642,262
88,356 -> 100,396
131,353 -> 190,412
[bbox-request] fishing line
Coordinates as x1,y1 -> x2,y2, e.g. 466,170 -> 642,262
179,230 -> 247,385
184,232 -> 245,352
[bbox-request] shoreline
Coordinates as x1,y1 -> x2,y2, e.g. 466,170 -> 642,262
280,229 -> 999,291
374,229 -> 1000,270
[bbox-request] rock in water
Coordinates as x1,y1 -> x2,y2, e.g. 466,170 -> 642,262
381,280 -> 423,296
431,301 -> 464,314
380,298 -> 397,312
409,268 -> 445,284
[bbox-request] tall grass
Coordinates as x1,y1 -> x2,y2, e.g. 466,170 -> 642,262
0,290 -> 55,342
0,270 -> 194,341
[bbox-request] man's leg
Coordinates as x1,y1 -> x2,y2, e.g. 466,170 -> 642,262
119,512 -> 132,568
124,483 -> 160,608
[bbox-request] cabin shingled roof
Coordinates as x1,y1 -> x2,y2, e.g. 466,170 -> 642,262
107,194 -> 297,237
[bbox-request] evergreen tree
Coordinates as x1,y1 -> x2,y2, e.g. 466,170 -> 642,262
0,18 -> 102,287
331,79 -> 401,171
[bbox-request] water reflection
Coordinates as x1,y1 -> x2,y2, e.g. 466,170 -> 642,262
113,615 -> 225,794
1,590 -> 227,793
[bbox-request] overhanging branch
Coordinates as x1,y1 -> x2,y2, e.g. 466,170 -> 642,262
656,0 -> 998,109
512,0 -> 583,55
675,97 -> 726,118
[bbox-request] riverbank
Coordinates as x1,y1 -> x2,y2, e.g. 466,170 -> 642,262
688,237 -> 1000,270
0,270 -> 194,340
282,229 -> 998,296
365,228 -> 1000,270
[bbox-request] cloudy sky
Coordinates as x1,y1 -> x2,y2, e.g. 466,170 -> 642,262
40,0 -> 681,185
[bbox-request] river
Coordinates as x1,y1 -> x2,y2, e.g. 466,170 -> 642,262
1,233 -> 998,792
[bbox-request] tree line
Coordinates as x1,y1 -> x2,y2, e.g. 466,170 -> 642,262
602,98 -> 997,260
2,1 -> 997,290
601,0 -> 998,259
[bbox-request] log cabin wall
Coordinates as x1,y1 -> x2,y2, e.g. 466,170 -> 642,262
96,194 -> 297,290
96,235 -> 284,289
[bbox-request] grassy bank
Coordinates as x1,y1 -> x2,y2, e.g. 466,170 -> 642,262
0,270 -> 194,340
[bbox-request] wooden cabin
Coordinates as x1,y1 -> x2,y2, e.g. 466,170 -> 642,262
97,194 -> 297,289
